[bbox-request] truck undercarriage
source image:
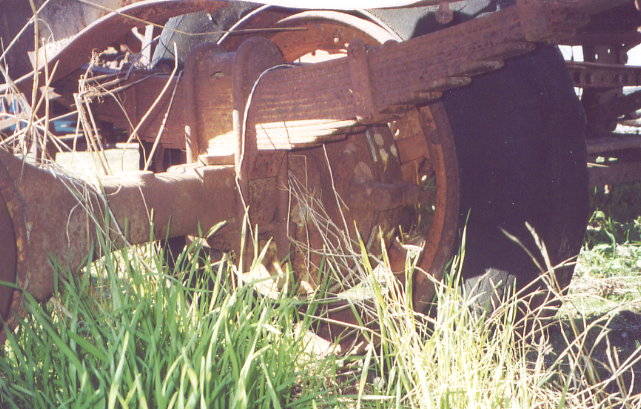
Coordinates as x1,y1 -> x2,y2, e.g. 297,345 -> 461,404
0,0 -> 639,345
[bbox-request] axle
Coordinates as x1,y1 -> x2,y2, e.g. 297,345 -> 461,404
0,150 -> 237,340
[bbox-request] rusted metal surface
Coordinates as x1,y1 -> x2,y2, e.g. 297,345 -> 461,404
413,104 -> 459,309
230,36 -> 287,266
568,62 -> 641,88
516,0 -> 589,43
0,150 -> 237,341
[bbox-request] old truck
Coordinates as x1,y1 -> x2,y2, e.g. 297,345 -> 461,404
0,0 -> 639,344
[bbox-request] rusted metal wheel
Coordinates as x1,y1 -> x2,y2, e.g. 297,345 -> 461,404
156,8 -> 460,347
209,2 -> 589,318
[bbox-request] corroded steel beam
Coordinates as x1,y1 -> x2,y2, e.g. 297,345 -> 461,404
5,0 -> 626,95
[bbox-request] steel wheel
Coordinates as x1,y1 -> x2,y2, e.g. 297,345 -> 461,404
229,10 -> 459,346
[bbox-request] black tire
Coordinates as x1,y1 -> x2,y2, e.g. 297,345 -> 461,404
447,45 -> 588,306
371,1 -> 589,310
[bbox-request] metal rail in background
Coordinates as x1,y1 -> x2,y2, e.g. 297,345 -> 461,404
562,0 -> 641,187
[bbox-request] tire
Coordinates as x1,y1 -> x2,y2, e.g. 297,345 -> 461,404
371,1 -> 589,311
447,45 -> 588,308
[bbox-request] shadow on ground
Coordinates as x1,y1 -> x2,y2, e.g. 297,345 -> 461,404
546,309 -> 641,396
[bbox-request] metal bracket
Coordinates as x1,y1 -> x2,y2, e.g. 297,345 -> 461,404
347,40 -> 378,123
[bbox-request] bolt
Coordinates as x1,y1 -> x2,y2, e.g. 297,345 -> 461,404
436,1 -> 454,25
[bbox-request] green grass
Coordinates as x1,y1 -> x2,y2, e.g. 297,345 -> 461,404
2,184 -> 641,408
2,230 -> 641,408
569,184 -> 641,315
0,240 -> 343,408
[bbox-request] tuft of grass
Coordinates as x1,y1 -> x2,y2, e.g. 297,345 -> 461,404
0,239 -> 343,409
346,246 -> 641,409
